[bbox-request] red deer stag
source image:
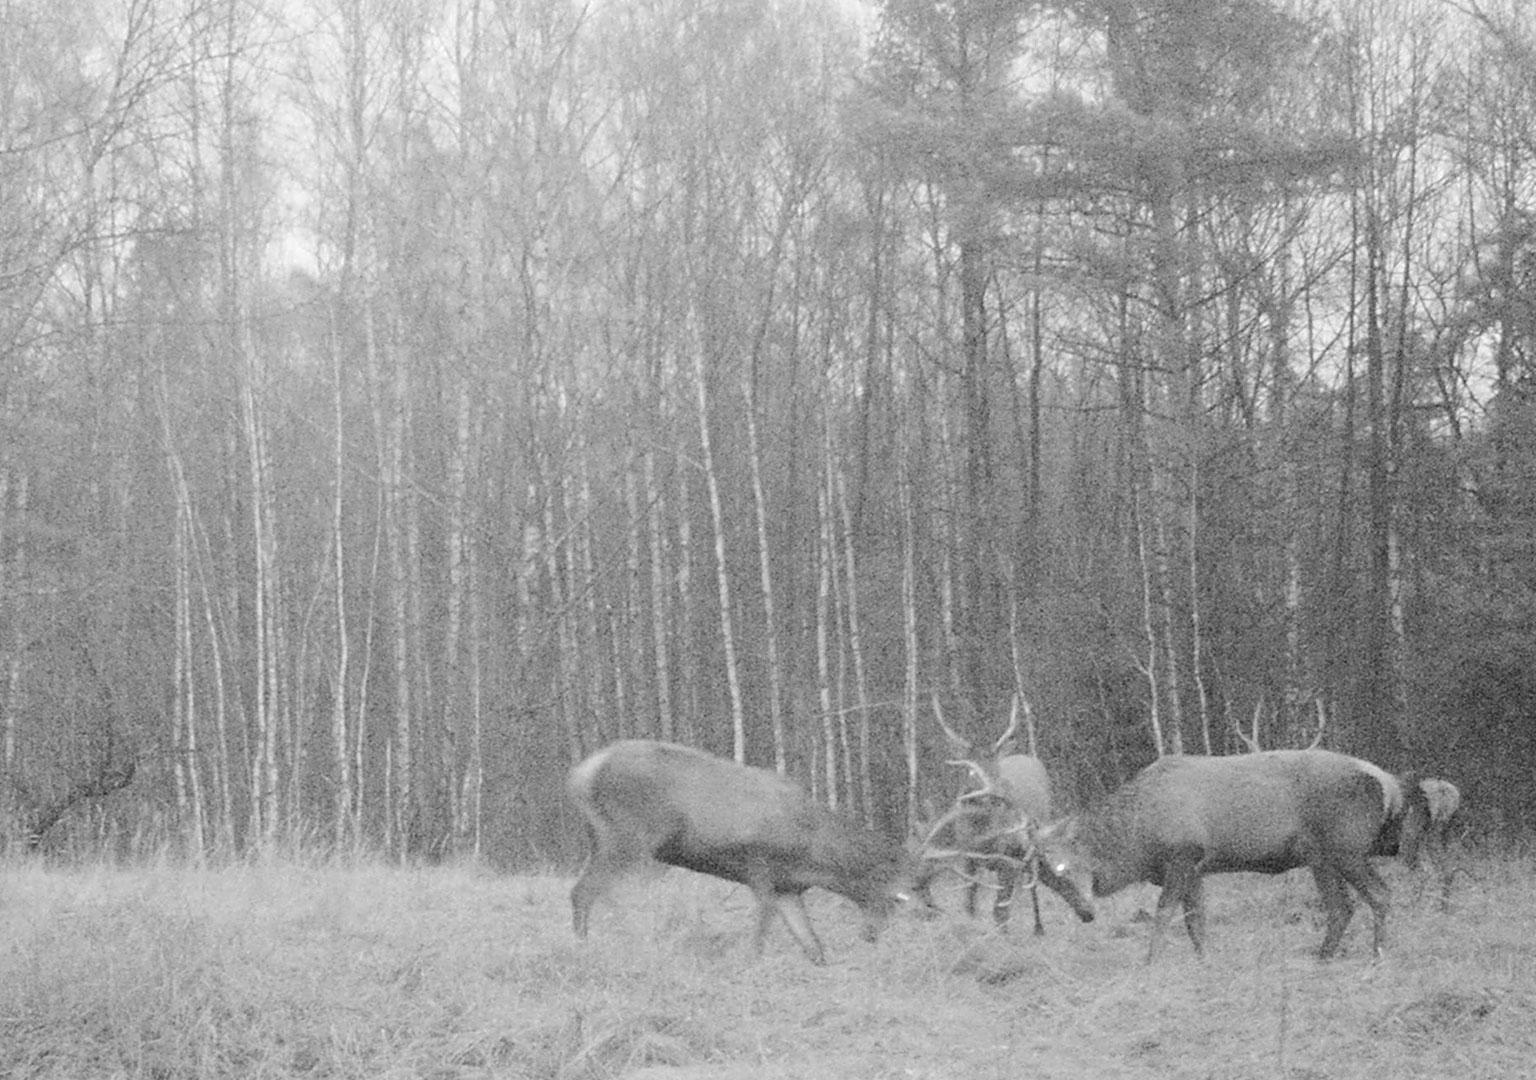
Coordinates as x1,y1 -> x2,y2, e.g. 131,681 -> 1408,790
567,739 -> 916,965
1033,748 -> 1430,961
917,695 -> 1093,934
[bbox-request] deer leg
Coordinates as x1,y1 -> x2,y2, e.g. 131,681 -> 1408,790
1311,861 -> 1357,960
963,858 -> 982,918
1337,856 -> 1389,959
1149,888 -> 1177,963
1150,850 -> 1204,962
744,856 -> 827,965
909,862 -> 942,916
764,891 -> 826,965
570,847 -> 633,939
1180,875 -> 1206,952
1425,832 -> 1458,914
993,850 -> 1044,935
751,892 -> 775,953
746,859 -> 779,956
1437,842 -> 1457,914
991,860 -> 1016,928
857,899 -> 891,944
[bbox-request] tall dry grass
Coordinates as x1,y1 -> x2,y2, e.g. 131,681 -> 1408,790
2,847 -> 1532,1079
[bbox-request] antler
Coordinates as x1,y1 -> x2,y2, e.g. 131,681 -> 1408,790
1228,693 -> 1328,754
934,691 -> 1027,761
991,695 -> 1024,755
931,692 -> 972,755
918,805 -> 1039,883
1231,695 -> 1264,754
934,691 -> 998,793
1306,698 -> 1328,750
920,799 -> 1012,849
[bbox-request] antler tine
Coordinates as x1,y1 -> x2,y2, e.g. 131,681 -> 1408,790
931,691 -> 972,754
992,694 -> 1024,755
1231,694 -> 1264,753
1307,698 -> 1328,750
919,801 -> 968,849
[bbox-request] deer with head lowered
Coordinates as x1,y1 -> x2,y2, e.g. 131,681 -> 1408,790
567,739 -> 917,965
916,695 -> 1093,934
1034,702 -> 1429,961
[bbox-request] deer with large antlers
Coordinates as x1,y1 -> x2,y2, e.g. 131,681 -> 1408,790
1034,747 -> 1431,961
916,695 -> 1092,934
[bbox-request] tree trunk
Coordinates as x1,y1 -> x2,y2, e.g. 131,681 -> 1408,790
464,481 -> 485,856
444,379 -> 473,847
0,470 -> 25,840
384,328 -> 415,859
834,459 -> 874,825
674,464 -> 698,746
691,334 -> 746,761
541,457 -> 581,765
899,439 -> 921,832
355,306 -> 385,846
572,438 -> 608,744
933,349 -> 964,706
621,459 -> 644,740
1126,337 -> 1167,756
815,466 -> 837,808
745,374 -> 788,772
171,470 -> 207,858
958,233 -> 989,716
330,306 -> 352,850
644,446 -> 675,742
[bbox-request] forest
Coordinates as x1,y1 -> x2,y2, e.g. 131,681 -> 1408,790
2,0 -> 1535,864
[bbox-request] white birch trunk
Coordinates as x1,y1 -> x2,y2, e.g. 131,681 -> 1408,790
644,447 -> 675,742
330,308 -> 352,848
815,472 -> 838,808
745,378 -> 787,772
384,329 -> 414,858
444,378 -> 473,843
691,343 -> 746,761
541,467 -> 581,763
834,460 -> 874,824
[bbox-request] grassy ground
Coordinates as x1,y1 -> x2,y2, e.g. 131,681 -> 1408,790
1,849 -> 1531,1079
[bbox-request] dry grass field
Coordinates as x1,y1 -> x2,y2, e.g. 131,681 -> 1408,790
1,848 -> 1532,1079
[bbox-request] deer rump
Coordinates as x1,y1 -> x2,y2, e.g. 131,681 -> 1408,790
567,739 -> 911,965
1037,749 -> 1424,960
